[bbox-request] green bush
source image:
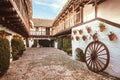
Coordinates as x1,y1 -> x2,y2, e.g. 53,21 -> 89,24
57,37 -> 71,52
57,38 -> 63,49
11,39 -> 25,60
0,37 -> 10,77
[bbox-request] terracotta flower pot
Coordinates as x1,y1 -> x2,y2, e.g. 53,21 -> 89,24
79,29 -> 83,34
76,36 -> 80,41
86,27 -> 91,33
82,35 -> 87,41
99,23 -> 105,32
71,36 -> 74,40
108,32 -> 116,41
73,30 -> 77,35
92,33 -> 98,41
0,34 -> 6,38
80,57 -> 85,62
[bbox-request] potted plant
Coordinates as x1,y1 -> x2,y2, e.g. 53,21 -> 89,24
108,32 -> 117,41
73,30 -> 77,35
79,29 -> 83,34
92,33 -> 98,41
0,30 -> 11,38
86,27 -> 91,33
71,36 -> 74,40
82,35 -> 87,41
76,49 -> 85,62
99,23 -> 106,32
76,36 -> 80,41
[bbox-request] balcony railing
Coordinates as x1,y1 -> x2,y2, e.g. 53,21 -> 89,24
30,31 -> 52,36
12,0 -> 30,32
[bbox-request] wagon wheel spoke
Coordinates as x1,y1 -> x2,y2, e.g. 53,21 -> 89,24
85,41 -> 110,73
98,57 -> 107,61
97,53 -> 107,56
94,60 -> 99,72
97,48 -> 106,54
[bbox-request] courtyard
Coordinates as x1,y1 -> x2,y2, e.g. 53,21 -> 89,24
0,48 -> 118,80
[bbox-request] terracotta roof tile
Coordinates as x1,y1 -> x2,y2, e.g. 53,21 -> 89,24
32,18 -> 53,27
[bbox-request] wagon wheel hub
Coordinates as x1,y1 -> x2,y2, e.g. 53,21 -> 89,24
91,51 -> 97,61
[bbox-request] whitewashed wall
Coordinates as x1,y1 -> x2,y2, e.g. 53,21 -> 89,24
72,20 -> 120,78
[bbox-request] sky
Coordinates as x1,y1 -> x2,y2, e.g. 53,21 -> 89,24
32,0 -> 67,19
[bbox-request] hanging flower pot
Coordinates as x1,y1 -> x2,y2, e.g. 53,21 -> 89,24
73,30 -> 77,35
108,32 -> 117,41
99,23 -> 106,32
0,30 -> 11,38
92,33 -> 98,41
82,35 -> 87,41
71,36 -> 74,40
76,36 -> 80,41
86,27 -> 91,33
79,29 -> 83,34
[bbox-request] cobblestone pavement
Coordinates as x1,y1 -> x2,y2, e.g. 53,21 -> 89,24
0,48 -> 119,80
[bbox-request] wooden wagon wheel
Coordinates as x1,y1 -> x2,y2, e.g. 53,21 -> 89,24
85,41 -> 110,73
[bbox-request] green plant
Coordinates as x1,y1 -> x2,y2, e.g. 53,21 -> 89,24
108,32 -> 117,41
99,23 -> 105,32
0,37 -> 10,77
76,36 -> 80,41
57,38 -> 63,49
76,48 -> 85,62
11,39 -> 25,60
73,30 -> 77,35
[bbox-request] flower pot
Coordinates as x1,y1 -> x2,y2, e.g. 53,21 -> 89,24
80,57 -> 85,62
71,36 -> 74,40
86,27 -> 91,33
108,32 -> 116,41
79,29 -> 83,34
73,30 -> 77,35
92,33 -> 98,41
76,36 -> 80,41
99,23 -> 105,32
82,35 -> 87,41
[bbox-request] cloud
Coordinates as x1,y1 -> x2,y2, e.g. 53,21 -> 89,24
33,0 -> 67,10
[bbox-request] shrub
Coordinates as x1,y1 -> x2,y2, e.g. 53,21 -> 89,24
57,38 -> 63,49
11,39 -> 25,60
0,37 -> 10,77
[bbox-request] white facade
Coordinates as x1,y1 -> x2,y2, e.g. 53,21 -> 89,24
72,20 -> 120,78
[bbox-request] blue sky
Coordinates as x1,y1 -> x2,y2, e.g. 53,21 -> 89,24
32,0 -> 67,19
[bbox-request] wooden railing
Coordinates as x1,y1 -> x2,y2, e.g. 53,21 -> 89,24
12,0 -> 30,32
30,31 -> 52,36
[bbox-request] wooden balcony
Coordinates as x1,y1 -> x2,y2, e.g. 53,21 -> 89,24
30,31 -> 53,38
0,0 -> 31,37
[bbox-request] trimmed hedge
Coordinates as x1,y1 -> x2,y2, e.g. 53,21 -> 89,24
0,37 -> 10,77
11,39 -> 25,60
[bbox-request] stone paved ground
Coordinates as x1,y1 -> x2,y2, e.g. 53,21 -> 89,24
0,48 -> 119,80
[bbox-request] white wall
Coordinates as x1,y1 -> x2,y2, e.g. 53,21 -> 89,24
72,20 -> 120,78
98,0 -> 120,24
54,41 -> 58,48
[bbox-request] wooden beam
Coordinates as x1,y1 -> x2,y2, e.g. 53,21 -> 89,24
0,7 -> 15,12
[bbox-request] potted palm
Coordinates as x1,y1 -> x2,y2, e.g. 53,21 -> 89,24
99,23 -> 106,32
